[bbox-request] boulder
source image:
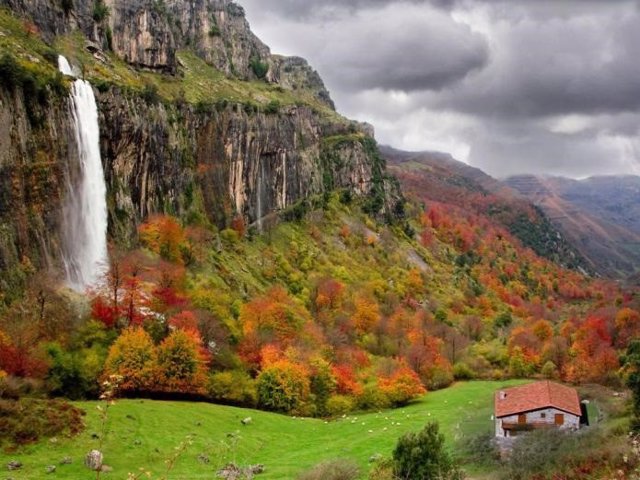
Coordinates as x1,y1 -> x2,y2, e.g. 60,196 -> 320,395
84,450 -> 103,471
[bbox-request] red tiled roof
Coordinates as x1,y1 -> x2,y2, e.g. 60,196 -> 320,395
494,381 -> 581,418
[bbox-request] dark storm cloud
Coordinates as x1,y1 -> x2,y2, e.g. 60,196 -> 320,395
433,9 -> 640,118
241,0 -> 640,178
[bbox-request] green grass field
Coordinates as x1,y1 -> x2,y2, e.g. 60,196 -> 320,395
0,381 -> 525,479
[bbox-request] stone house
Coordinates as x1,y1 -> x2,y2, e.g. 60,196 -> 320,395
494,381 -> 582,438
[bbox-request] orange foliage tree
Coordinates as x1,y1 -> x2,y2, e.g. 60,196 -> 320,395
378,363 -> 426,405
138,215 -> 187,263
102,327 -> 156,393
154,329 -> 209,394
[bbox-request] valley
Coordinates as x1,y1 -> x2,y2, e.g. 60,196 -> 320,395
0,1 -> 639,479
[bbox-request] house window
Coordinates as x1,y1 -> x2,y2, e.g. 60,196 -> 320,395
540,413 -> 546,419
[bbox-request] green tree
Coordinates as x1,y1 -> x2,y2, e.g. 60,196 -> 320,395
624,340 -> 640,431
393,422 -> 463,480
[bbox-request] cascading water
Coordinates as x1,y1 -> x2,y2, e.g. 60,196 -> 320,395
256,159 -> 266,232
59,56 -> 109,291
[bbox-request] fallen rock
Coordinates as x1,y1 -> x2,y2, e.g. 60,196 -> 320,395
217,463 -> 265,480
85,450 -> 103,471
45,465 -> 56,474
7,460 -> 22,471
60,456 -> 72,465
241,417 -> 252,425
101,465 -> 113,473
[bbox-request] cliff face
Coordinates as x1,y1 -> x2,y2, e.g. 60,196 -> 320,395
0,0 -> 399,297
0,0 -> 333,106
97,92 -> 377,242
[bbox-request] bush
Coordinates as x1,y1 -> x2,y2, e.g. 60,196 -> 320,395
459,432 -> 499,468
264,100 -> 280,115
92,0 -> 109,22
296,459 -> 360,480
453,362 -> 475,380
368,458 -> 395,480
141,82 -> 160,105
357,384 -> 392,411
325,395 -> 355,417
502,428 -> 570,480
208,25 -> 221,37
250,57 -> 269,79
257,360 -> 310,413
392,422 -> 463,480
45,343 -> 105,399
0,398 -> 85,447
208,370 -> 257,407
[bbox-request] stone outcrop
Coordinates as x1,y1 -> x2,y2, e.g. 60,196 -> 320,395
0,0 -> 332,97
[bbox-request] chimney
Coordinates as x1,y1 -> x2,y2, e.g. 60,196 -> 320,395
499,391 -> 507,400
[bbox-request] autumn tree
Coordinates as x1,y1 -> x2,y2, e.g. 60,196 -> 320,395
257,359 -> 311,413
103,327 -> 156,393
139,215 -> 187,263
379,364 -> 426,406
155,329 -> 209,394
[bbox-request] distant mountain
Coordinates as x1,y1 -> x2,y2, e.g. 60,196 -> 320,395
504,175 -> 640,280
381,146 -> 592,274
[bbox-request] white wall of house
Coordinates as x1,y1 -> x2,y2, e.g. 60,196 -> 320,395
495,408 -> 580,437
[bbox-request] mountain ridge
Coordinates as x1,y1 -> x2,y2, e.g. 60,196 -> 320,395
505,173 -> 640,280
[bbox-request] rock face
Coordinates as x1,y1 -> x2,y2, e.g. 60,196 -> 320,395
0,0 -> 332,99
0,86 -> 77,297
0,0 -> 400,293
97,93 -> 381,242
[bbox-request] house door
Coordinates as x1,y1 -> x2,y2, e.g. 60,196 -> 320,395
518,414 -> 526,424
554,414 -> 564,425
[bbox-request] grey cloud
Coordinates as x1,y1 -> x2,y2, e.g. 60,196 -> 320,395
240,0 -> 640,178
435,9 -> 640,118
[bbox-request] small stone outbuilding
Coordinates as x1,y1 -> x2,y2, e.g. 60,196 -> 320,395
494,381 -> 581,438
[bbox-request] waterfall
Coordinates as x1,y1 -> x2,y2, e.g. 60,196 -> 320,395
59,56 -> 109,291
256,159 -> 265,232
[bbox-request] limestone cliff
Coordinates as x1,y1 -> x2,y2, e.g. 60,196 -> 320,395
0,0 -> 401,298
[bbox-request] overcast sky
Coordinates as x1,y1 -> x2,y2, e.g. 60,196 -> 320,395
240,0 -> 640,179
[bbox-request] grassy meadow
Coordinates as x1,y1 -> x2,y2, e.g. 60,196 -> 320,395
0,381 -> 528,479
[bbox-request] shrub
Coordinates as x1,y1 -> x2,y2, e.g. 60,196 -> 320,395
501,428 -> 572,480
141,82 -> 160,105
250,57 -> 269,79
264,100 -> 280,115
208,25 -> 221,37
257,360 -> 310,413
325,395 -> 355,417
45,343 -> 105,399
0,398 -> 85,447
358,384 -> 392,411
296,459 -> 360,480
459,432 -> 499,468
453,362 -> 475,380
378,366 -> 426,406
92,0 -> 109,22
541,360 -> 559,379
392,422 -> 463,480
208,370 -> 257,407
368,458 -> 395,480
